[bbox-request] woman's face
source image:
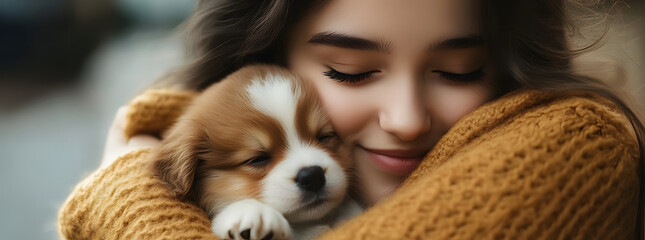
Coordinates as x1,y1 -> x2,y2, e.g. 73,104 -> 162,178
286,0 -> 496,206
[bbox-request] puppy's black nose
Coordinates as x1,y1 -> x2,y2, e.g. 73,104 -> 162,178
295,166 -> 326,193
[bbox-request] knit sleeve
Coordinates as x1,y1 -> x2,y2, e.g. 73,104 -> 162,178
57,150 -> 219,239
318,92 -> 640,239
123,89 -> 198,139
57,89 -> 218,239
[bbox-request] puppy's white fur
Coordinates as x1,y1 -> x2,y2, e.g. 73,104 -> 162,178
213,199 -> 291,240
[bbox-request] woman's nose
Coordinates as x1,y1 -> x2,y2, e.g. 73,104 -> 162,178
378,80 -> 431,141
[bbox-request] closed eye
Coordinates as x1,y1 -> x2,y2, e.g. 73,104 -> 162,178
323,67 -> 379,84
316,132 -> 337,143
245,155 -> 271,167
433,68 -> 485,82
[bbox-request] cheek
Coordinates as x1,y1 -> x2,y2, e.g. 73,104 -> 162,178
317,86 -> 369,136
199,172 -> 260,204
290,58 -> 374,140
428,82 -> 494,126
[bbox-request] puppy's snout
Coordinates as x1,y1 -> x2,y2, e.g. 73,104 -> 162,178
295,166 -> 326,193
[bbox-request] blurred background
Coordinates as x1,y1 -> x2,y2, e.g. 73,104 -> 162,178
0,0 -> 195,239
0,1 -> 642,239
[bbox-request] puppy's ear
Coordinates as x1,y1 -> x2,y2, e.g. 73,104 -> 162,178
149,120 -> 202,199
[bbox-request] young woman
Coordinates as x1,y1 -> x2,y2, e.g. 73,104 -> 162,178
60,0 -> 644,239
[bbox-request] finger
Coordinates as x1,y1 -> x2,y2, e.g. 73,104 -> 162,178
112,106 -> 128,132
127,134 -> 161,150
101,107 -> 130,167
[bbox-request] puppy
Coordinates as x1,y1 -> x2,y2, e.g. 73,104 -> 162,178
150,65 -> 362,240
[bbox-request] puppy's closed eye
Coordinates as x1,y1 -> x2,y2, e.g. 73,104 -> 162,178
245,154 -> 271,167
317,132 -> 337,143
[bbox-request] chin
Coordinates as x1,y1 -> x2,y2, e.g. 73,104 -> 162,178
149,64 -> 362,240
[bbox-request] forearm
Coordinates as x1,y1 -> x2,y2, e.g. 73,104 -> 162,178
319,95 -> 640,240
58,150 -> 217,239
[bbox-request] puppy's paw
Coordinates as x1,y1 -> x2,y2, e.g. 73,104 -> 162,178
212,199 -> 291,240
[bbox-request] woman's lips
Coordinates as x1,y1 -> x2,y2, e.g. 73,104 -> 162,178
360,146 -> 427,176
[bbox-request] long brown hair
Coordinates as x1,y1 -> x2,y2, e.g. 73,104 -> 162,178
163,0 -> 644,238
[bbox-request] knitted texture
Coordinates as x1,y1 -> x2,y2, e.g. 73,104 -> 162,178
57,149 -> 217,239
58,89 -> 640,239
123,89 -> 198,138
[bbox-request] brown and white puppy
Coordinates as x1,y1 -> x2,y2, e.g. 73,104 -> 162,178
150,65 -> 361,240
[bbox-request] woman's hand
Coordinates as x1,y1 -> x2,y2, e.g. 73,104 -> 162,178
101,106 -> 161,168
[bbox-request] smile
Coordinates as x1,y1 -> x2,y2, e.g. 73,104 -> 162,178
359,146 -> 427,176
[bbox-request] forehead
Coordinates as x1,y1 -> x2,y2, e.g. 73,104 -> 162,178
246,74 -> 301,128
195,73 -> 298,156
206,71 -> 317,143
292,0 -> 480,50
245,74 -> 321,146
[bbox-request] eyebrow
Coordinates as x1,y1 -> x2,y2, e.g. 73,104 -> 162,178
307,31 -> 484,53
429,36 -> 484,51
308,32 -> 391,54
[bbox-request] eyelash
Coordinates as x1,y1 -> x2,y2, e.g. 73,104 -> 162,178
434,68 -> 486,82
324,67 -> 485,84
323,68 -> 379,84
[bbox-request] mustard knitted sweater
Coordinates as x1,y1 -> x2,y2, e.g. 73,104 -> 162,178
58,89 -> 640,239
